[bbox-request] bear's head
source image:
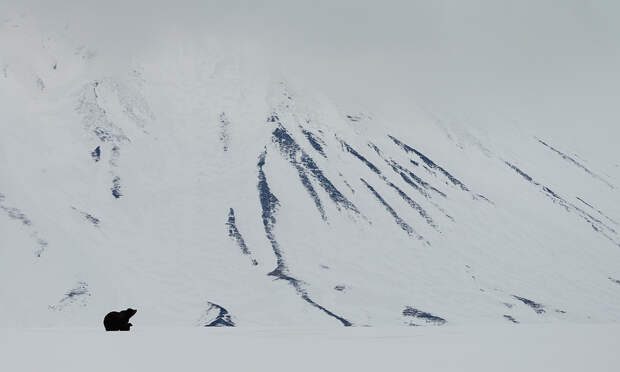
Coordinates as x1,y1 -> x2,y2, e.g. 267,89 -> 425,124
122,308 -> 137,321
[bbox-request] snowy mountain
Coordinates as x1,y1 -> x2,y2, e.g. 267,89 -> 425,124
1,2 -> 620,330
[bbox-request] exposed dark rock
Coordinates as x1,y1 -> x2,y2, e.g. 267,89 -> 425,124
340,140 -> 381,175
49,282 -> 91,311
256,151 -> 352,326
390,135 -> 469,191
513,295 -> 545,315
506,162 -> 619,247
72,207 -> 100,226
267,113 -> 279,123
301,127 -> 327,158
384,180 -> 438,231
226,208 -> 258,266
360,178 -> 423,241
202,302 -> 235,327
346,114 -> 362,122
402,307 -> 446,326
91,146 -> 101,162
503,315 -> 519,323
219,112 -> 230,152
577,197 -> 618,227
272,125 -> 359,219
538,138 -> 614,189
111,176 -> 122,199
1,205 -> 32,226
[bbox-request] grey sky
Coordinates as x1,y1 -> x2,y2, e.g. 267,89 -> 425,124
4,0 -> 620,134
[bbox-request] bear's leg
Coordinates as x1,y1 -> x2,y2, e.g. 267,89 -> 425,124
119,323 -> 131,331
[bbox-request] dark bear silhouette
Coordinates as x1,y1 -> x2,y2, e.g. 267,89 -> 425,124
103,308 -> 137,331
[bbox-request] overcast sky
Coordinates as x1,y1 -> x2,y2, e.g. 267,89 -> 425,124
4,0 -> 620,135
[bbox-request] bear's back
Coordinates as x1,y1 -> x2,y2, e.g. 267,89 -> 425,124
103,311 -> 121,331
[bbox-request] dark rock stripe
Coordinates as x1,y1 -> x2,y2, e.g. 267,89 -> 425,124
338,141 -> 437,229
296,165 -> 327,220
111,176 -> 122,199
505,161 -> 537,184
369,142 -> 447,199
71,207 -> 100,226
506,162 -> 619,246
272,125 -> 359,216
271,126 -> 327,220
360,178 -> 423,240
0,193 -> 48,257
384,180 -> 438,230
203,302 -> 235,327
49,282 -> 91,311
1,205 -> 32,226
300,293 -> 352,326
389,159 -> 447,198
538,139 -> 614,189
226,208 -> 258,266
340,141 -> 439,229
368,144 -> 453,222
219,112 -> 230,152
503,315 -> 519,323
403,307 -> 446,325
60,282 -> 90,303
257,151 -> 284,274
576,197 -> 619,227
389,135 -> 469,191
340,140 -> 381,175
342,179 -> 355,194
346,114 -> 362,122
91,146 -> 101,162
256,152 -> 352,326
512,295 -> 545,315
300,153 -> 359,214
301,127 -> 327,158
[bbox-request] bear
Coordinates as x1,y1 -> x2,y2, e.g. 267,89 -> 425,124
103,308 -> 137,331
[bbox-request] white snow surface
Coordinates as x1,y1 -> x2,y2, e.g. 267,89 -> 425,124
2,325 -> 620,372
1,0 -> 620,339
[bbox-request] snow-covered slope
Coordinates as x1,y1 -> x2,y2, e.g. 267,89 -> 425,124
1,5 -> 620,329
